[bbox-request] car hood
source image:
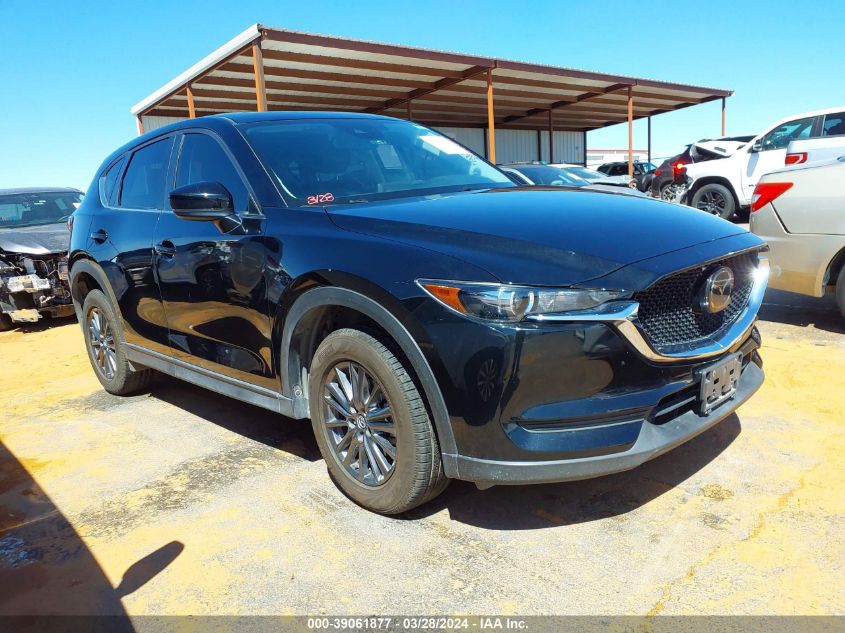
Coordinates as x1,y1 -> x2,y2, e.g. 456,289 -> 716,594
691,139 -> 748,160
0,222 -> 69,256
326,187 -> 749,286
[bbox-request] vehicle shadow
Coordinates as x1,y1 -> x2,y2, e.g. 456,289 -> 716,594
146,375 -> 321,462
405,414 -> 741,529
0,440 -> 180,623
3,314 -> 77,334
759,289 -> 844,334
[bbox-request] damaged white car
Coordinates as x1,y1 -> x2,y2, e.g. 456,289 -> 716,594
0,187 -> 80,330
681,106 -> 845,219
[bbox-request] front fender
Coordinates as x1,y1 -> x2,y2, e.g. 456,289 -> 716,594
279,284 -> 458,463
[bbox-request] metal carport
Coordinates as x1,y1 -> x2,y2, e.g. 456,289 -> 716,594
131,24 -> 732,175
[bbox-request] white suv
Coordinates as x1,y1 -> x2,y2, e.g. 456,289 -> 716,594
682,105 -> 845,219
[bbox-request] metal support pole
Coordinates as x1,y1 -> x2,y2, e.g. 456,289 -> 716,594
721,97 -> 726,136
136,116 -> 145,136
582,130 -> 587,166
187,85 -> 197,119
486,69 -> 496,163
548,109 -> 554,164
647,116 -> 651,164
252,42 -> 267,112
627,86 -> 634,177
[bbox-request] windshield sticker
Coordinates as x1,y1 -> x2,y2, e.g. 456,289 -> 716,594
307,192 -> 335,205
419,135 -> 473,156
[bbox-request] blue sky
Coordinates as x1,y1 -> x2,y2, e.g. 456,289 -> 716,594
2,0 -> 843,190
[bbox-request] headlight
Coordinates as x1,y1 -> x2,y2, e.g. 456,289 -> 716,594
418,280 -> 625,323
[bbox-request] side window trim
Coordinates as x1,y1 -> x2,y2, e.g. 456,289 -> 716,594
117,135 -> 175,211
169,129 -> 259,215
99,155 -> 128,209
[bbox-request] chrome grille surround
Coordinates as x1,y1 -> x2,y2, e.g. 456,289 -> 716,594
526,249 -> 769,363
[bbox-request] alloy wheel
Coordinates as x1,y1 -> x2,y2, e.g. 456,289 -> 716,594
88,307 -> 117,380
696,190 -> 727,215
322,361 -> 397,487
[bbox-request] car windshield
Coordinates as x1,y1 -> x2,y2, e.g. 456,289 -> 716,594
639,162 -> 657,173
242,118 -> 513,204
0,191 -> 83,228
508,165 -> 590,187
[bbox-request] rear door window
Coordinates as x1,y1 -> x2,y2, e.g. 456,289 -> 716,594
822,112 -> 845,137
175,133 -> 249,212
119,138 -> 172,209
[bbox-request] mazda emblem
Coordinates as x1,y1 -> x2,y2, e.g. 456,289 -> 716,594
696,266 -> 735,314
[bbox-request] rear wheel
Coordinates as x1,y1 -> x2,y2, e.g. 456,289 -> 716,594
0,312 -> 13,332
691,183 -> 736,219
836,266 -> 845,319
309,328 -> 448,514
82,290 -> 153,395
659,183 -> 675,201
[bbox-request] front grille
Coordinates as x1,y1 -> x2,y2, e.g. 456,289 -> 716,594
633,251 -> 758,350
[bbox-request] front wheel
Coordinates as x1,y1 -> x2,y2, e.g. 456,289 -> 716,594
308,328 -> 448,514
691,183 -> 736,219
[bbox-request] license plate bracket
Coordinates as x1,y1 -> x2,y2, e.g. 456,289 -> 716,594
696,352 -> 742,415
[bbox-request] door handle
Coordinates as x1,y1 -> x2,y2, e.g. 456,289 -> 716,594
154,240 -> 176,257
89,229 -> 108,244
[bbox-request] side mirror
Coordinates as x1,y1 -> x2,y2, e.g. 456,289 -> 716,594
751,140 -> 764,153
169,182 -> 233,221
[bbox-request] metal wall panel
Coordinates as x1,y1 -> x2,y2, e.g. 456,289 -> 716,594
493,129 -> 540,164
431,126 -> 486,156
539,131 -> 584,164
141,115 -> 187,133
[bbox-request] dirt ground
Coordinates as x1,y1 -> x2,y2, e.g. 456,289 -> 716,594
1,288 -> 843,620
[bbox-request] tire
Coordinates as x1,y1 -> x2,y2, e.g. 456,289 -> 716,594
659,182 -> 675,201
82,289 -> 153,395
691,183 -> 736,219
0,312 -> 13,332
836,266 -> 845,319
308,328 -> 448,514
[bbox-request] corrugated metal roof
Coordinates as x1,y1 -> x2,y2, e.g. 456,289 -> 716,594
132,24 -> 732,133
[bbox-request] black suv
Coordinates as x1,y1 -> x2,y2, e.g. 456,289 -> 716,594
69,113 -> 768,514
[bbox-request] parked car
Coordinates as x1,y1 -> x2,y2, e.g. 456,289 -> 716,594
785,110 -> 845,165
750,156 -> 845,317
650,137 -> 755,200
70,112 -> 768,514
0,187 -> 80,330
682,106 -> 845,219
502,164 -> 647,196
550,163 -> 635,188
595,161 -> 656,191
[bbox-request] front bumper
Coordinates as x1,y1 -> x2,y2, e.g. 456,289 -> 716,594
445,358 -> 762,486
413,243 -> 768,485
